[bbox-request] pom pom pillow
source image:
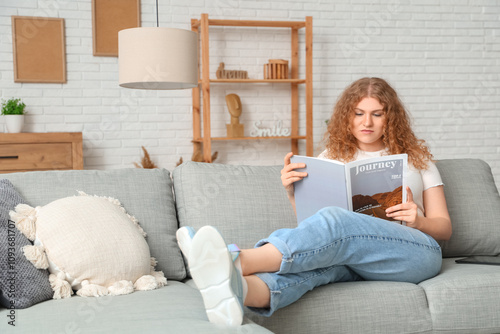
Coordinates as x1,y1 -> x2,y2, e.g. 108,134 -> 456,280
9,192 -> 166,299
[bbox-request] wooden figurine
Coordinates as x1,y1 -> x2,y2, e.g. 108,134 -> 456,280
216,62 -> 248,79
225,94 -> 244,138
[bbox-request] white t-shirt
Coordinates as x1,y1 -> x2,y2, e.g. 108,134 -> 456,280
317,149 -> 444,217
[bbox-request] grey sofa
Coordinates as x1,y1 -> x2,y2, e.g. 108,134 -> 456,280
1,158 -> 499,333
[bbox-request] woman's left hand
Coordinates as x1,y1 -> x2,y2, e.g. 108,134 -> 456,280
385,186 -> 419,228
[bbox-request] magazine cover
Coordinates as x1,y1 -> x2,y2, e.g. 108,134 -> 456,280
291,154 -> 408,224
347,155 -> 408,222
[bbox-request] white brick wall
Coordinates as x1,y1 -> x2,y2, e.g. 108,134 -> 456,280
0,0 -> 499,189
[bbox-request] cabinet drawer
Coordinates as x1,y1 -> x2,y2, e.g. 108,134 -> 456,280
0,143 -> 73,171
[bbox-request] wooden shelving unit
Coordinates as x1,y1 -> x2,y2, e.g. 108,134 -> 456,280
191,14 -> 313,162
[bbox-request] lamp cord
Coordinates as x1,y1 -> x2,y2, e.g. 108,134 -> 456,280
156,0 -> 159,27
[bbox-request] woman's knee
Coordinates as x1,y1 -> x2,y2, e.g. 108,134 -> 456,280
317,206 -> 352,220
315,206 -> 360,228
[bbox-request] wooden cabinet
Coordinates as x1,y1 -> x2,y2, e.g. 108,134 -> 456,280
191,14 -> 313,162
0,132 -> 83,173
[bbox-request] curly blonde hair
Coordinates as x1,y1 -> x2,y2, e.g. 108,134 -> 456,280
323,77 -> 433,170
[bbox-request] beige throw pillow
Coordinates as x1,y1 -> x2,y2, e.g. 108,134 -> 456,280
10,192 -> 166,299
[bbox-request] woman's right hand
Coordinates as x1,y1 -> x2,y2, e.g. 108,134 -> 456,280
280,152 -> 308,197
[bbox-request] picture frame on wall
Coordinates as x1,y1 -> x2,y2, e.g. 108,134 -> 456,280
92,0 -> 141,57
11,16 -> 67,83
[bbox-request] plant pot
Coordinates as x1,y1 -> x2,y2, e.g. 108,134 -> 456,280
4,115 -> 24,133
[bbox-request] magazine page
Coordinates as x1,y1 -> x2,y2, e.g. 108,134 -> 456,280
346,154 -> 408,223
290,155 -> 348,224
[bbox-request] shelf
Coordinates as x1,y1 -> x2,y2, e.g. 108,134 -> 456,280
200,79 -> 306,84
191,19 -> 306,29
193,135 -> 307,142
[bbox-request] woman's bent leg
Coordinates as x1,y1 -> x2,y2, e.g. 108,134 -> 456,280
255,207 -> 442,283
246,207 -> 442,316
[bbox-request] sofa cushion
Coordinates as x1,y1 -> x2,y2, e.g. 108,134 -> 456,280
0,282 -> 272,333
0,180 -> 53,309
419,258 -> 500,333
2,169 -> 185,280
246,280 -> 433,334
435,159 -> 500,257
172,162 -> 297,250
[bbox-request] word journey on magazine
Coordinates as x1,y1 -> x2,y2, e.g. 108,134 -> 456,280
291,154 -> 408,224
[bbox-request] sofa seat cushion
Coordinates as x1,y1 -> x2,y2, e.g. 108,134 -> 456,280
436,159 -> 500,257
172,162 -> 297,249
2,169 -> 185,280
0,281 -> 272,333
419,258 -> 500,333
246,280 -> 433,334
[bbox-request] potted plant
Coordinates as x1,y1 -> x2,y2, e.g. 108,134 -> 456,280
1,98 -> 26,133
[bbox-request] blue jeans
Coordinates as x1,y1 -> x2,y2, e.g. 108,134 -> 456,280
249,206 -> 442,316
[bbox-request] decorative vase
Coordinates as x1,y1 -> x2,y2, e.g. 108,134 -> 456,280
5,115 -> 24,133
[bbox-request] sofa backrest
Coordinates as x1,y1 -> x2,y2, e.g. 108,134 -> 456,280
436,159 -> 500,257
173,159 -> 500,259
2,168 -> 186,281
172,162 -> 297,249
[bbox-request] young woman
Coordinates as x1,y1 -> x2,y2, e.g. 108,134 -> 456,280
178,77 -> 452,326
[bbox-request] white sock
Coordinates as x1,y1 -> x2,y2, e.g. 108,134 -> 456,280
233,257 -> 248,302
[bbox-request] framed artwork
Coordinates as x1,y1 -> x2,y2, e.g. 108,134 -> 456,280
12,16 -> 66,83
92,0 -> 141,57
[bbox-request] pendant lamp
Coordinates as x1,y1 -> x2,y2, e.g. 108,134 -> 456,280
118,1 -> 198,90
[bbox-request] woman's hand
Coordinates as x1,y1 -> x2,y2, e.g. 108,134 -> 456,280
280,152 -> 308,198
385,187 -> 419,227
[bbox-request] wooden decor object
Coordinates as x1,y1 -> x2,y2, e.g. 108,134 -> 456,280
263,59 -> 289,79
92,0 -> 141,57
225,94 -> 244,138
216,62 -> 248,79
12,16 -> 66,83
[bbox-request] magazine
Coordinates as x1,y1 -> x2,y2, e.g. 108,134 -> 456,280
290,154 -> 408,224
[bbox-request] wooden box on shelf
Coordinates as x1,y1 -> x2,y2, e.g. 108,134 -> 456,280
263,59 -> 289,79
0,132 -> 83,173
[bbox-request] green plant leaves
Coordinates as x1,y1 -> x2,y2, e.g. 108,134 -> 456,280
1,98 -> 26,115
